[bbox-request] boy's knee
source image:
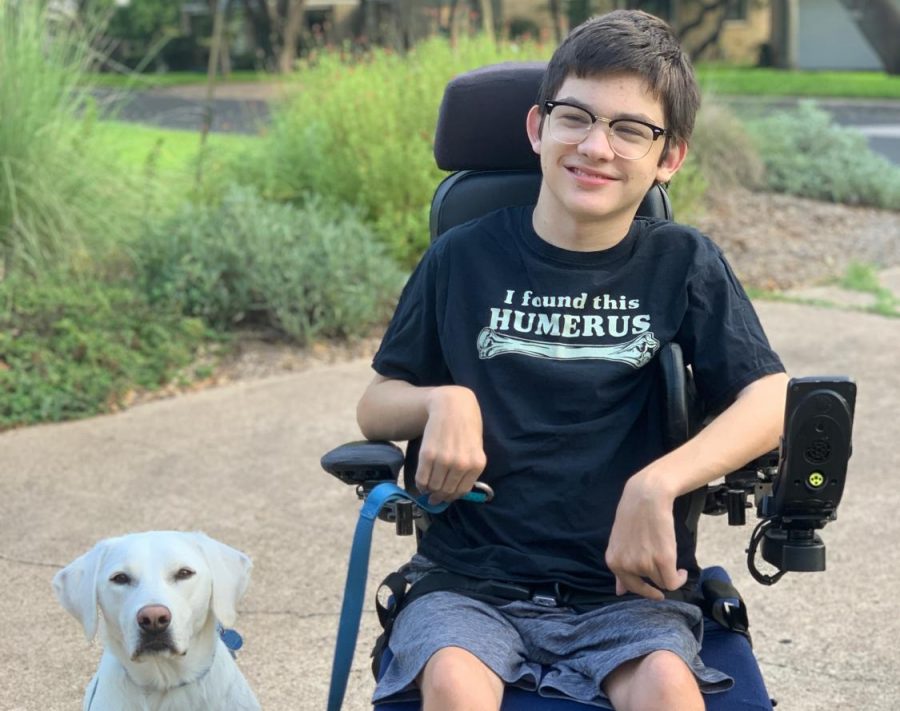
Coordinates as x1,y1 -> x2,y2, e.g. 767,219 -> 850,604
419,646 -> 503,711
606,650 -> 703,711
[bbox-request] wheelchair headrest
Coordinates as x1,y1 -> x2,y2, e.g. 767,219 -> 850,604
434,62 -> 546,172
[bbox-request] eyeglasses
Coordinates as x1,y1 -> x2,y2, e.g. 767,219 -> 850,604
543,100 -> 668,160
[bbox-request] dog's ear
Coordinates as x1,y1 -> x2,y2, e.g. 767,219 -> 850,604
192,532 -> 252,628
52,540 -> 109,642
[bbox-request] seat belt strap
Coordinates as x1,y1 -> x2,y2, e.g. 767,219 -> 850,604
701,578 -> 752,644
326,482 -> 487,711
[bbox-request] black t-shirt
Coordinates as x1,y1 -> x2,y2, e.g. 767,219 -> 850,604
373,206 -> 784,593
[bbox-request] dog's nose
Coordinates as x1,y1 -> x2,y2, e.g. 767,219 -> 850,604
137,605 -> 171,633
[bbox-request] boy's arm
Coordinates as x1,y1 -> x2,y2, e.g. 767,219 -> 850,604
606,371 -> 789,600
357,375 -> 487,504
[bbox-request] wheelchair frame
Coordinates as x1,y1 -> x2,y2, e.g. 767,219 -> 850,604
322,62 -> 854,711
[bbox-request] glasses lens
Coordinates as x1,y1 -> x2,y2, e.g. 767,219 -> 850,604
548,105 -> 593,144
609,120 -> 654,159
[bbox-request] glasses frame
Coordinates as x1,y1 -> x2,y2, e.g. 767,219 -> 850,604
543,100 -> 668,160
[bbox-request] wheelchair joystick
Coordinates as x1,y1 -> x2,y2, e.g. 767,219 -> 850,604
747,377 -> 856,585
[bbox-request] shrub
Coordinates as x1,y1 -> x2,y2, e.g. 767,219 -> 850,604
690,100 -> 765,191
744,102 -> 900,209
666,155 -> 709,223
0,274 -> 206,429
133,187 -> 406,344
0,0 -> 154,276
239,35 -> 551,266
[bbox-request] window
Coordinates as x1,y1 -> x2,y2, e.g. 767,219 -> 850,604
725,0 -> 749,21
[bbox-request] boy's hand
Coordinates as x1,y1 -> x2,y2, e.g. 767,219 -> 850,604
416,385 -> 487,505
605,469 -> 688,600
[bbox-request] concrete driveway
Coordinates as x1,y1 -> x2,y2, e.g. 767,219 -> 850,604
1,299 -> 898,710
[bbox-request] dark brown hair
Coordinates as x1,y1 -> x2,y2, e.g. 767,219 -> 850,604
537,10 -> 701,145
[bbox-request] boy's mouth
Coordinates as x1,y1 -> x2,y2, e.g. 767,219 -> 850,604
567,165 -> 619,183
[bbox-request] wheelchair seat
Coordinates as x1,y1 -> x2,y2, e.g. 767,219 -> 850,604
324,62 -> 776,711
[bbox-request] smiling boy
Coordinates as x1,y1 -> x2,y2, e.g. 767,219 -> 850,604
357,10 -> 787,711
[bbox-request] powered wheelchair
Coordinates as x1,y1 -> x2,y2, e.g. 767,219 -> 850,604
321,63 -> 856,711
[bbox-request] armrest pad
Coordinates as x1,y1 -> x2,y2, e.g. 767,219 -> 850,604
321,440 -> 405,487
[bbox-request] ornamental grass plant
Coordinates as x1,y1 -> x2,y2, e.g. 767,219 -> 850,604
0,0 -> 153,277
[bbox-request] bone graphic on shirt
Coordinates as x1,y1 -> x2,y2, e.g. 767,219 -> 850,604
476,328 -> 659,367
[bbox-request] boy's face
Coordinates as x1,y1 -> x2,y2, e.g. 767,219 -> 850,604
526,72 -> 686,231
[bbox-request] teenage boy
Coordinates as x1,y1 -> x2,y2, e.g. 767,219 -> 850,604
357,9 -> 787,711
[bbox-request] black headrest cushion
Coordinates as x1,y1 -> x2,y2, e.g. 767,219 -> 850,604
434,62 -> 547,172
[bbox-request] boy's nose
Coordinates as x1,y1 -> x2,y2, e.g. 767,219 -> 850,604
577,124 -> 616,160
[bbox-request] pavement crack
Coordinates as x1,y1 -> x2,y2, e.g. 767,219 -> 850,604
0,552 -> 63,569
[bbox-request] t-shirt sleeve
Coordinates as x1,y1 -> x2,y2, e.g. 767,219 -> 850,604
677,245 -> 785,412
371,244 -> 452,387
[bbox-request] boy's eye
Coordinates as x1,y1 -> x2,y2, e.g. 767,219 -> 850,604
612,121 -> 651,140
110,572 -> 131,585
559,111 -> 591,126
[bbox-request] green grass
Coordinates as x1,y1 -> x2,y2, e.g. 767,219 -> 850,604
839,262 -> 898,316
696,65 -> 900,99
95,121 -> 258,173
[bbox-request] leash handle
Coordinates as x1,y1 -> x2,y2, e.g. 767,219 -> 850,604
327,482 -> 489,711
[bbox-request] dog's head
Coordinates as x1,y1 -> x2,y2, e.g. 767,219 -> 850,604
53,531 -> 252,660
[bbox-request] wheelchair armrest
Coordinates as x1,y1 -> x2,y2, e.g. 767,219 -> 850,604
321,440 -> 404,492
321,440 -> 422,535
703,449 -> 779,523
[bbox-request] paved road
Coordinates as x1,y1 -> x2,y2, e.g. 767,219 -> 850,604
2,294 -> 900,711
93,87 -> 271,135
97,85 -> 900,165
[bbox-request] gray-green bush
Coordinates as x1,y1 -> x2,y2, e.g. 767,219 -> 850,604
745,102 -> 900,209
133,187 -> 406,344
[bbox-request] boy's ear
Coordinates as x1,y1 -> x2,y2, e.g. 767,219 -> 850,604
655,138 -> 688,184
526,104 -> 543,155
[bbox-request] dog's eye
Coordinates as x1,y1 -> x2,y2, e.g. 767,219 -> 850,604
174,568 -> 195,581
110,572 -> 131,585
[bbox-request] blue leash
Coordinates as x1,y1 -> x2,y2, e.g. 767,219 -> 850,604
327,482 -> 489,711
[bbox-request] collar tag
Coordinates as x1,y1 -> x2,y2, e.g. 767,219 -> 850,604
219,627 -> 244,654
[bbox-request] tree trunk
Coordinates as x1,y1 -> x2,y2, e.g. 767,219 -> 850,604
548,0 -> 564,43
278,0 -> 306,73
448,0 -> 460,45
838,0 -> 900,74
240,0 -> 277,70
479,0 -> 495,39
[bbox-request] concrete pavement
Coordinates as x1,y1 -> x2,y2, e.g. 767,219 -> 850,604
2,298 -> 899,710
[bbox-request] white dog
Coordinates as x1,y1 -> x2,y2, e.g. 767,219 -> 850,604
53,531 -> 261,711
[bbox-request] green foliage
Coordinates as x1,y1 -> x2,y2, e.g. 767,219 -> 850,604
132,187 -> 406,344
240,35 -> 551,266
839,261 -> 898,316
744,102 -> 900,209
666,155 -> 709,224
99,0 -> 181,40
840,261 -> 883,293
0,274 -> 206,429
690,101 -> 765,190
0,0 -> 157,276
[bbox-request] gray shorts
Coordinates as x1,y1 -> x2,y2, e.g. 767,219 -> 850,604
373,556 -> 733,708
